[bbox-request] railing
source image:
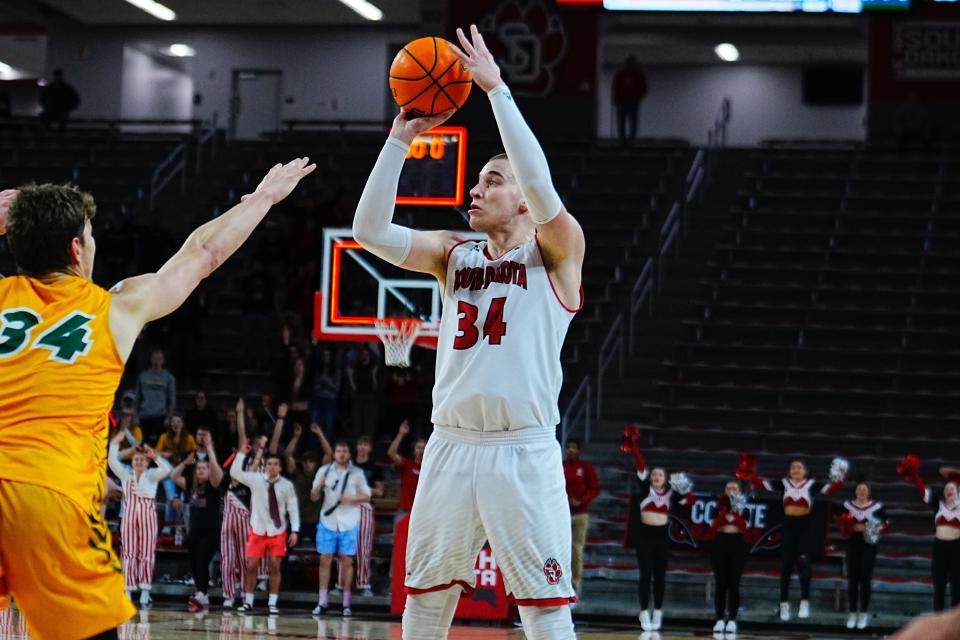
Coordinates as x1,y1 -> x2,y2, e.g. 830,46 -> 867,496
149,142 -> 188,208
629,258 -> 655,355
281,118 -> 391,133
561,99 -> 726,433
707,97 -> 731,150
195,115 -> 219,176
560,376 -> 592,445
707,97 -> 731,179
596,314 -> 625,420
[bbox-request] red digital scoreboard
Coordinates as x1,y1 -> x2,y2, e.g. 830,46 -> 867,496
396,126 -> 468,207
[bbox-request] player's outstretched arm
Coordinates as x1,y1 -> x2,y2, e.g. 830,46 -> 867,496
451,25 -> 585,306
353,110 -> 465,281
108,158 -> 315,361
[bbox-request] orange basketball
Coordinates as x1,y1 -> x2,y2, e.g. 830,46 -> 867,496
389,37 -> 473,117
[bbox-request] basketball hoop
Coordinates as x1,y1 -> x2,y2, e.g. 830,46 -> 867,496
374,318 -> 423,368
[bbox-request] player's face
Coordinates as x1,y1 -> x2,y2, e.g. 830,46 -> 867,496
856,483 -> 870,502
726,481 -> 741,497
266,458 -> 282,478
467,160 -> 526,233
334,446 -> 350,465
650,468 -> 666,489
790,461 -> 807,481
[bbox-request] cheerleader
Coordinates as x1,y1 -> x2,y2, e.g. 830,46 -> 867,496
108,430 -> 173,608
708,480 -> 749,637
740,457 -> 846,621
623,428 -> 695,632
899,457 -> 960,612
838,481 -> 888,629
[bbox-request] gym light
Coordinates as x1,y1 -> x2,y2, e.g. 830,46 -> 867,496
122,0 -> 176,21
165,44 -> 196,57
0,62 -> 12,76
338,0 -> 384,21
714,43 -> 740,63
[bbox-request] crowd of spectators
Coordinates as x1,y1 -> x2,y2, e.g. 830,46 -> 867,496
104,344 -> 427,597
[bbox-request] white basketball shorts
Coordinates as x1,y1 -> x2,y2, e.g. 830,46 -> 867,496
404,425 -> 576,605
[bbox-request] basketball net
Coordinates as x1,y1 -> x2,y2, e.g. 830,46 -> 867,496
374,318 -> 422,368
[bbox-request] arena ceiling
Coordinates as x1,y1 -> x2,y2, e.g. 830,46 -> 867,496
8,0 -> 423,26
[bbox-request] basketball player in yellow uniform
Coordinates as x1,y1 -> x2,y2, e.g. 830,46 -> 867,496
0,158 -> 314,640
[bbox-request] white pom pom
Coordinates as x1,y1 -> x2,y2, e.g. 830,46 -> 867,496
829,457 -> 850,483
864,518 -> 882,544
669,472 -> 693,495
730,493 -> 748,514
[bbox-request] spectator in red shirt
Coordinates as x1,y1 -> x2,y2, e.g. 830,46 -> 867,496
612,55 -> 648,144
387,420 -> 426,523
563,439 -> 600,597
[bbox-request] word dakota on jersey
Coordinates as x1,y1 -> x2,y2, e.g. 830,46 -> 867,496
454,261 -> 528,293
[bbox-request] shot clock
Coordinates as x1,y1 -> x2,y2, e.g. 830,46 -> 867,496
396,126 -> 468,207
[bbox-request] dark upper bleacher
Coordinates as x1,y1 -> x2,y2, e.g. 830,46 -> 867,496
649,147 -> 960,443
0,119 -> 188,213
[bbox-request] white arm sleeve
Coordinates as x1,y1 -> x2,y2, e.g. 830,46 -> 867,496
487,84 -> 563,225
352,137 -> 414,265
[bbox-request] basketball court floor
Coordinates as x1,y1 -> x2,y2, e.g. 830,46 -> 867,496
0,606 -> 888,639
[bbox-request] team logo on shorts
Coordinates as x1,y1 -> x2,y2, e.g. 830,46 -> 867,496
542,558 -> 563,585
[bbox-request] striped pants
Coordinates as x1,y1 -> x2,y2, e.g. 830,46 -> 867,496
0,603 -> 26,636
120,489 -> 158,591
220,493 -> 249,600
338,503 -> 376,590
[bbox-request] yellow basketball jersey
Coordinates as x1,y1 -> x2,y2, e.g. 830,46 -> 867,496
0,275 -> 123,514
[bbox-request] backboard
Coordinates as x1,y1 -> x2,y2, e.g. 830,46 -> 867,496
314,227 -> 484,349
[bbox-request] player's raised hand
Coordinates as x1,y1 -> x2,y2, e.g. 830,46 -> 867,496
450,25 -> 503,93
390,108 -> 456,145
242,157 -> 316,205
0,189 -> 17,236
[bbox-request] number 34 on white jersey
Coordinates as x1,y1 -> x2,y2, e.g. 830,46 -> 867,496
431,238 -> 582,432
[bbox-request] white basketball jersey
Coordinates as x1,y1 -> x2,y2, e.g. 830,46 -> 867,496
431,237 -> 580,431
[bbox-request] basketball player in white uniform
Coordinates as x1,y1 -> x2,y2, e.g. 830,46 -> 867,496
352,25 -> 584,640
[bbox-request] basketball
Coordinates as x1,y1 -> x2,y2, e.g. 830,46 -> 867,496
389,37 -> 473,117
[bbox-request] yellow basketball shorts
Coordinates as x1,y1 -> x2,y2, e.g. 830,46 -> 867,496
0,479 -> 136,639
